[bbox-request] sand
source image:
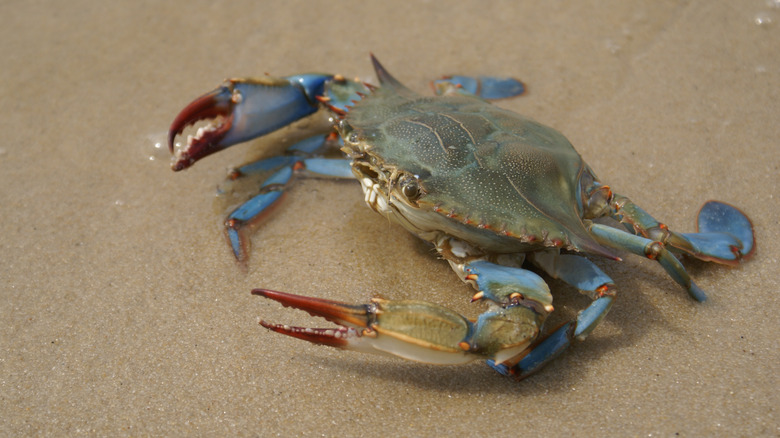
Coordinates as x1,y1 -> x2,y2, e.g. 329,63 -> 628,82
1,0 -> 777,435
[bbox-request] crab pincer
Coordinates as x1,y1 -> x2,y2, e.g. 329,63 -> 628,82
253,288 -> 549,367
252,289 -> 370,348
168,75 -> 332,171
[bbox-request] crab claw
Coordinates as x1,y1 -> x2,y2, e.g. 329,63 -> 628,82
168,75 -> 333,171
252,289 -> 371,348
252,289 -> 491,365
252,288 -> 546,366
168,85 -> 235,171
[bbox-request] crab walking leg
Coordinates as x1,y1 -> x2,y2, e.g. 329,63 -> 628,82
225,162 -> 293,262
432,75 -> 526,99
685,201 -> 755,262
488,295 -> 615,379
457,261 -> 557,365
459,260 -> 615,379
525,254 -> 615,340
224,137 -> 354,262
225,157 -> 353,261
459,261 -> 553,313
587,222 -> 708,302
611,197 -> 755,265
591,197 -> 754,301
530,252 -> 615,299
251,262 -> 555,366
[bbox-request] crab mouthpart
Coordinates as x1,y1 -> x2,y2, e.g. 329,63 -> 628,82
168,86 -> 235,171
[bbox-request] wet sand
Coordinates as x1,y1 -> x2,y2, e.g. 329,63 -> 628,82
1,1 -> 778,435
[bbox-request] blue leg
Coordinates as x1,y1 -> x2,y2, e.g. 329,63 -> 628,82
432,75 -> 526,99
460,259 -> 615,379
488,295 -> 614,379
222,135 -> 354,262
610,196 -> 755,265
462,260 -> 553,311
591,196 -> 755,301
483,254 -> 616,379
530,251 -> 614,299
680,201 -> 755,264
530,253 -> 616,339
589,222 -> 707,302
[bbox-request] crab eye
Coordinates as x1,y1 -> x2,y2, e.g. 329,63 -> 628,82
400,176 -> 422,201
338,120 -> 359,143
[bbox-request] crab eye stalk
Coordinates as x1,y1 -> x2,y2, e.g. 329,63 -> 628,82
339,120 -> 356,143
400,175 -> 422,201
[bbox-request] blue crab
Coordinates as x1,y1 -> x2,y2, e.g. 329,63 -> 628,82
168,56 -> 755,379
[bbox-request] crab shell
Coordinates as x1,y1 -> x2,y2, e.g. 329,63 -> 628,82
338,67 -> 614,260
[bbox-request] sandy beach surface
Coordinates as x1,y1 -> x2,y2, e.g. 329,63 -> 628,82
1,1 -> 778,436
